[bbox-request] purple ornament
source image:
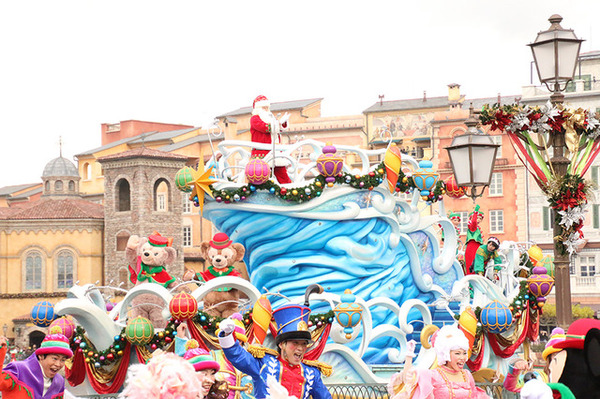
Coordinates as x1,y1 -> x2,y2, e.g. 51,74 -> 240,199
316,143 -> 344,184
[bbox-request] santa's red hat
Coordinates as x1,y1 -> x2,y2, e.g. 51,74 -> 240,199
210,233 -> 232,250
253,95 -> 270,109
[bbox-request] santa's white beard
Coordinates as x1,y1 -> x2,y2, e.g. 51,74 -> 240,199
256,108 -> 276,124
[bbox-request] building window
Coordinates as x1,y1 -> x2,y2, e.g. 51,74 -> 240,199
580,256 -> 596,277
57,250 -> 74,289
25,251 -> 43,290
458,211 -> 469,235
157,194 -> 166,211
55,180 -> 63,191
45,181 -> 50,192
116,231 -> 130,251
117,179 -> 131,212
491,135 -> 502,158
154,179 -> 170,212
489,172 -> 503,196
489,210 -> 504,233
83,163 -> 92,180
592,166 -> 600,186
542,207 -> 554,231
68,180 -> 75,191
566,74 -> 591,92
594,204 -> 600,230
183,226 -> 192,247
182,193 -> 192,214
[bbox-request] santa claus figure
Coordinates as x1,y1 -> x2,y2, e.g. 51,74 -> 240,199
250,95 -> 291,184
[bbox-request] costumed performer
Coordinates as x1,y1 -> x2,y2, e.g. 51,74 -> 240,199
388,325 -> 491,399
472,237 -> 502,278
183,340 -> 228,399
0,327 -> 73,399
120,350 -> 203,399
250,95 -> 291,184
464,205 -> 484,274
218,304 -> 332,399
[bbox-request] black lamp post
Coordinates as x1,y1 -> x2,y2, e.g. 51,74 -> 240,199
529,14 -> 583,328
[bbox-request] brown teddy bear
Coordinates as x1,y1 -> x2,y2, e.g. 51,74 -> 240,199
126,232 -> 177,328
183,232 -> 246,318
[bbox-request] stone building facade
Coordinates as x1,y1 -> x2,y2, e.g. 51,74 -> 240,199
99,147 -> 188,287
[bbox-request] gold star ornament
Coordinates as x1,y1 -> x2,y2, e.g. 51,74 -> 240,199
187,161 -> 215,214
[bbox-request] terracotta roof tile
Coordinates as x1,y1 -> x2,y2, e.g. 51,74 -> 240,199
0,198 -> 104,220
98,147 -> 190,162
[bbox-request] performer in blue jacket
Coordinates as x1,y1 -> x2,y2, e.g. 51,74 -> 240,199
218,304 -> 332,399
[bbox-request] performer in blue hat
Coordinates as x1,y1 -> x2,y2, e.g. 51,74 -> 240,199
218,303 -> 332,399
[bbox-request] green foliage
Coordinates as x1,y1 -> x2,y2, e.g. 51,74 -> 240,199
540,303 -> 595,322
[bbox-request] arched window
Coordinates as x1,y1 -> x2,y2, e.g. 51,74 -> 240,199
154,179 -> 170,212
68,180 -> 75,191
116,231 -> 130,251
25,251 -> 43,290
83,162 -> 91,180
116,179 -> 131,212
45,181 -> 50,192
55,180 -> 63,191
57,250 -> 75,289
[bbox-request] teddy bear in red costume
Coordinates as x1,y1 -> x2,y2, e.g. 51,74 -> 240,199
183,233 -> 247,317
250,95 -> 292,184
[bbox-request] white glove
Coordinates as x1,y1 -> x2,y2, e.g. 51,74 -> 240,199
219,318 -> 236,336
406,340 -> 417,358
279,112 -> 290,126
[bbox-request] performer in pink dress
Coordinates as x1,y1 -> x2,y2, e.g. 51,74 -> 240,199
388,325 -> 491,399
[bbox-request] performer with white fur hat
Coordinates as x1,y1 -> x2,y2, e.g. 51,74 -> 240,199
388,325 -> 491,399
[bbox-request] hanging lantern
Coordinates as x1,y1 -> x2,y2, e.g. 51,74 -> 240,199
31,301 -> 56,328
175,166 -> 196,193
245,158 -> 271,185
49,316 -> 76,340
412,160 -> 439,198
125,316 -> 155,346
316,143 -> 344,187
444,175 -> 465,198
333,289 -> 363,339
169,292 -> 198,320
528,264 -> 554,307
527,245 -> 544,266
480,300 -> 513,334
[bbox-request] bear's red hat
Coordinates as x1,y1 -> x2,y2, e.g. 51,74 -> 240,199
553,318 -> 600,350
210,233 -> 232,249
148,233 -> 169,247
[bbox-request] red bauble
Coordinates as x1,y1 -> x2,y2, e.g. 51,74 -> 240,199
444,175 -> 465,198
169,292 -> 198,320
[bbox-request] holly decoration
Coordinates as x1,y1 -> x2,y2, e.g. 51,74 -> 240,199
192,161 -> 445,206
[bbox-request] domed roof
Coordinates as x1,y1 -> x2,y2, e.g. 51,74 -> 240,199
42,156 -> 79,178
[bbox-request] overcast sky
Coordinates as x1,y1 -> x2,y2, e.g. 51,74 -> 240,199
1,1 -> 599,187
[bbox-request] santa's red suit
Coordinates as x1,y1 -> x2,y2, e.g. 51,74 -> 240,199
250,95 -> 291,184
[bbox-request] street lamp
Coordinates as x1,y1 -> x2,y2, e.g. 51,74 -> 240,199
446,105 -> 499,201
528,14 -> 583,104
529,14 -> 583,328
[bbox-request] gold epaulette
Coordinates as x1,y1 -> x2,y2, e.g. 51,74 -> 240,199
302,359 -> 333,377
247,344 -> 278,358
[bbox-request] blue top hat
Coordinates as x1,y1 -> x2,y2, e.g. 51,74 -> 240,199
272,304 -> 312,345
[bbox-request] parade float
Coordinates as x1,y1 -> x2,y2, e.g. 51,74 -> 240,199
32,102 -> 581,398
